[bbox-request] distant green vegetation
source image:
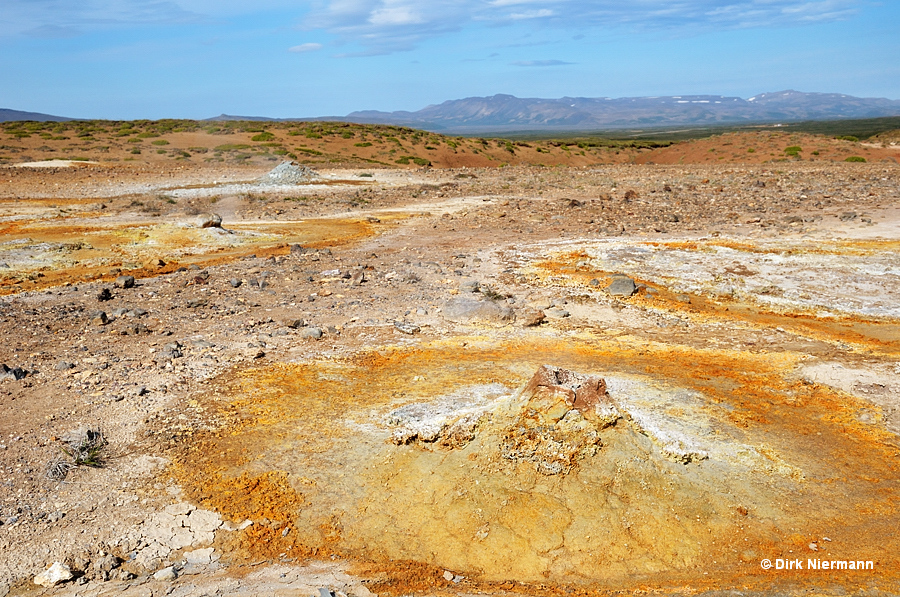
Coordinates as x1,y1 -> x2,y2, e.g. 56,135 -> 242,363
251,132 -> 275,142
845,156 -> 867,162
784,146 -> 802,156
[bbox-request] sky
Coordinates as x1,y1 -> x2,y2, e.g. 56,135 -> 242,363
2,0 -> 899,120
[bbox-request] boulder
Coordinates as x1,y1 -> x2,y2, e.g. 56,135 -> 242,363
606,276 -> 637,297
33,562 -> 73,587
196,213 -> 222,228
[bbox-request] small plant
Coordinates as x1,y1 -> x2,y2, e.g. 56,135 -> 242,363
784,146 -> 802,156
836,135 -> 859,142
251,132 -> 275,142
747,148 -> 755,153
46,429 -> 108,480
845,156 -> 866,162
358,172 -> 374,177
354,142 -> 373,147
151,140 -> 169,146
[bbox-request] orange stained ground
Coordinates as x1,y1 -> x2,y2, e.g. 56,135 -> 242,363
166,336 -> 900,595
533,250 -> 900,357
0,216 -> 382,295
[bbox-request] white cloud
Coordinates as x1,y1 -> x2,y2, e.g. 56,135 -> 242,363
509,9 -> 555,20
300,0 -> 862,54
289,42 -> 324,52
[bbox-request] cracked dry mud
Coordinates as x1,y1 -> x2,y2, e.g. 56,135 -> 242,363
1,155 -> 899,597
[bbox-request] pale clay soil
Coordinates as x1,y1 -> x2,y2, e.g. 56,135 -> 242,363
0,160 -> 899,597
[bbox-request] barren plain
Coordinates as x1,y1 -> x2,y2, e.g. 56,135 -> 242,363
1,120 -> 899,597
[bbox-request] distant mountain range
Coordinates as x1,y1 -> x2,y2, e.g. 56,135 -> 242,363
337,91 -> 900,132
0,108 -> 72,123
5,90 -> 900,132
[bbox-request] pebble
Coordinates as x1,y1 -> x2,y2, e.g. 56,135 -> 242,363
459,279 -> 480,293
115,275 -> 135,289
517,308 -> 545,327
229,278 -> 242,288
394,321 -> 420,335
196,213 -> 223,228
91,311 -> 109,326
300,327 -> 323,339
33,562 -> 73,587
606,277 -> 637,297
0,364 -> 27,380
153,566 -> 178,581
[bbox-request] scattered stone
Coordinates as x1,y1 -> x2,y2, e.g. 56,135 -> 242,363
839,211 -> 857,221
284,318 -> 306,329
606,276 -> 637,297
544,307 -> 570,319
517,308 -> 545,327
394,321 -> 420,335
91,311 -> 109,326
196,213 -> 223,228
675,293 -> 692,304
350,270 -> 366,287
443,570 -> 455,582
97,288 -> 112,302
153,566 -> 177,581
300,327 -> 323,339
33,562 -> 73,587
54,361 -> 74,372
459,279 -> 480,293
229,278 -> 242,288
47,510 -> 65,523
0,364 -> 27,380
115,275 -> 135,289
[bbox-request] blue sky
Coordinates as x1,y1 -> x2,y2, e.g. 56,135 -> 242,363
2,0 -> 898,119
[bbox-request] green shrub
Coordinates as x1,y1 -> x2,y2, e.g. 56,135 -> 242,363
251,132 -> 275,142
836,135 -> 859,142
127,138 -> 142,144
214,143 -> 251,151
845,156 -> 866,162
747,148 -> 755,153
354,142 -> 373,147
136,132 -> 159,138
784,146 -> 802,156
151,140 -> 169,146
